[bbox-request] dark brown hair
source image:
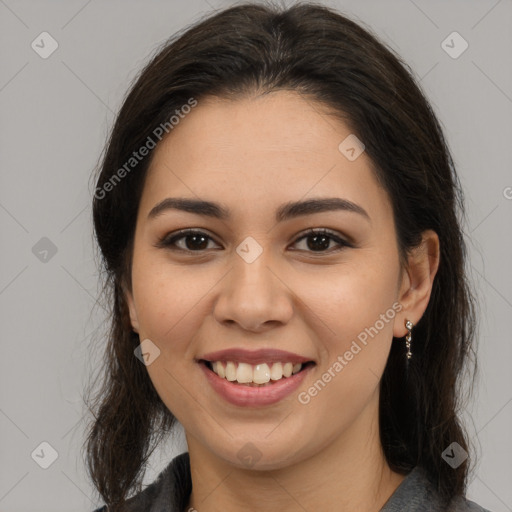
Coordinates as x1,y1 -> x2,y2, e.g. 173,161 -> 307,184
84,1 -> 478,509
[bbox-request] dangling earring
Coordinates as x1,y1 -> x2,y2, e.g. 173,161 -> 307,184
404,319 -> 413,359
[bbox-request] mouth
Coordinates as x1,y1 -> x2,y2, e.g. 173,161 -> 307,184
198,357 -> 316,407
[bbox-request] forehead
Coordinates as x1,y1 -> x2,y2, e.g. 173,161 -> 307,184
140,91 -> 390,224
152,91 -> 354,165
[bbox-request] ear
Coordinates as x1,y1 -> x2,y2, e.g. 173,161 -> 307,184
393,229 -> 440,337
122,282 -> 140,333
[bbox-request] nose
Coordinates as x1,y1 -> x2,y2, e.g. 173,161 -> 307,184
213,248 -> 294,333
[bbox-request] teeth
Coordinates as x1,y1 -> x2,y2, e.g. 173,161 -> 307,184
253,364 -> 271,384
236,362 -> 253,384
212,361 -> 225,379
208,361 -> 305,384
270,362 -> 283,380
225,361 -> 237,381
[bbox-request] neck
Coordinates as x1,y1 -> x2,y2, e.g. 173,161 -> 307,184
185,391 -> 405,512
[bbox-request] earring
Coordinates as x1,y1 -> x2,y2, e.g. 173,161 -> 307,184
404,319 -> 413,359
405,320 -> 414,359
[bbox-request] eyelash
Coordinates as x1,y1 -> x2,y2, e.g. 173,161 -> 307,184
156,228 -> 353,255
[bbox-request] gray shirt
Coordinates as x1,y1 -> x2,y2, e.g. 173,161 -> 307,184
93,452 -> 492,512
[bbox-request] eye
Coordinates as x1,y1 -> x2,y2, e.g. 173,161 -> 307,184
291,228 -> 352,253
156,229 -> 221,252
156,228 -> 352,254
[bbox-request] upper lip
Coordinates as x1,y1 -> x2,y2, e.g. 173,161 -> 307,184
199,348 -> 314,365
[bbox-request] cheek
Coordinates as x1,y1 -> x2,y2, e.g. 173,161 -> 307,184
297,258 -> 400,410
298,258 -> 400,344
131,252 -> 211,344
294,269 -> 399,427
130,259 -> 213,420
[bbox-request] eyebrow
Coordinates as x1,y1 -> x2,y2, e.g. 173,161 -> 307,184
147,196 -> 370,223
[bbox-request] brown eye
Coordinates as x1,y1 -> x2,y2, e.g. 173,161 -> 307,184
156,229 -> 220,252
291,228 -> 351,253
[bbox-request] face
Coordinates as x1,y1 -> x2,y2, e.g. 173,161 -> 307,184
125,90 -> 410,470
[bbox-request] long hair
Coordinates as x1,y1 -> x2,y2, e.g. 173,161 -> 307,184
84,2 -> 478,509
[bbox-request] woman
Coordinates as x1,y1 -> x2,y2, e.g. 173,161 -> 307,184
85,2 -> 491,511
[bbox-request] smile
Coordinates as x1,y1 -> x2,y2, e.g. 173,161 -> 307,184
198,359 -> 315,407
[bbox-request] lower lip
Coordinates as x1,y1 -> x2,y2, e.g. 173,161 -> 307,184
199,362 -> 314,407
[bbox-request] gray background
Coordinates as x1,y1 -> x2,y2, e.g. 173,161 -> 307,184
1,0 -> 511,510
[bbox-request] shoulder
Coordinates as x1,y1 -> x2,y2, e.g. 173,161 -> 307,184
448,495 -> 493,512
91,451 -> 191,512
381,466 -> 494,512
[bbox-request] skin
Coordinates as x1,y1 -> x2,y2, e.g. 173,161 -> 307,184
125,90 -> 440,512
